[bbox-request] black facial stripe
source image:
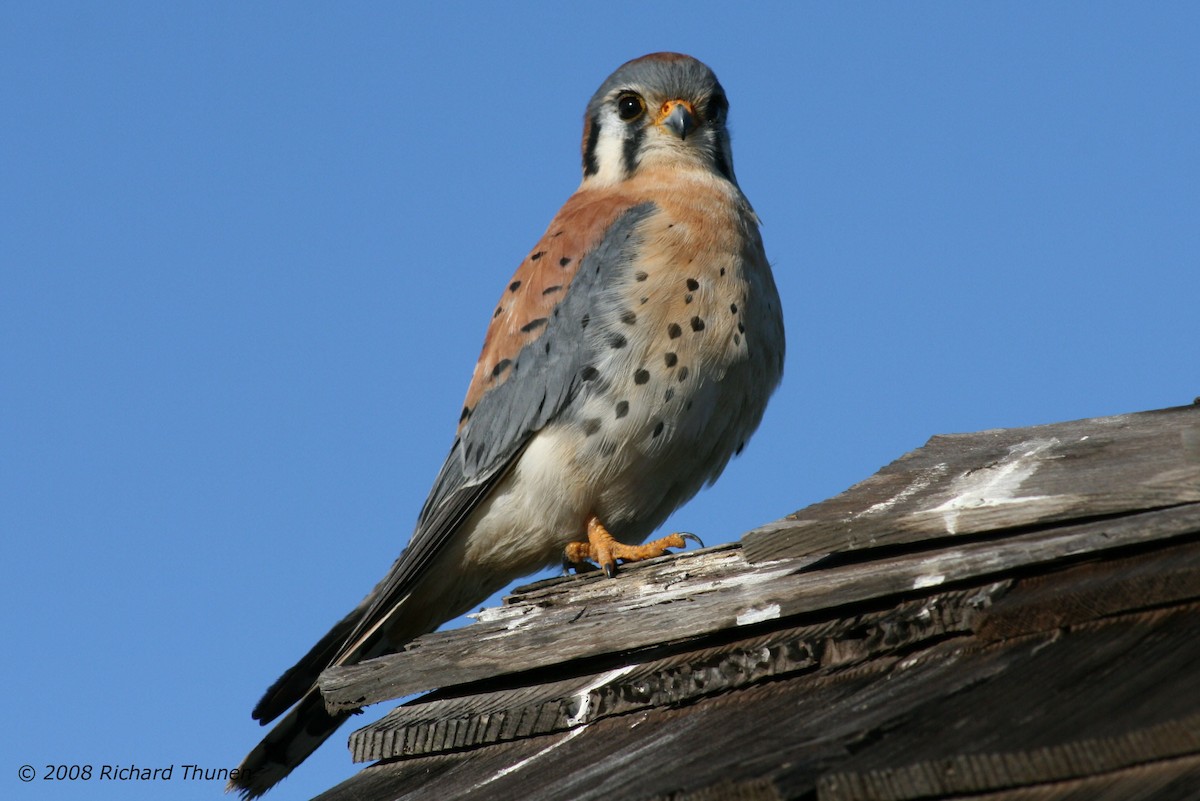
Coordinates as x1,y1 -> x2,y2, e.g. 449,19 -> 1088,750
583,114 -> 601,177
622,124 -> 644,176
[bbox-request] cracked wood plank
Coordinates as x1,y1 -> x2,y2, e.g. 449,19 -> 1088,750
321,504 -> 1200,708
348,529 -> 1200,763
348,583 -> 1009,762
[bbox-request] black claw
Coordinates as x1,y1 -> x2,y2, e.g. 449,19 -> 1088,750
563,556 -> 600,576
603,561 -> 618,578
679,532 -> 705,548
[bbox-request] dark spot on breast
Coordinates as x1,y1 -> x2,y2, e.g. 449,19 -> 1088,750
738,322 -> 746,333
491,359 -> 512,378
543,284 -> 563,295
459,406 -> 472,423
609,333 -> 627,349
600,440 -> 618,457
635,271 -> 648,282
493,306 -> 503,318
509,280 -> 522,292
615,400 -> 629,418
640,297 -> 649,305
545,341 -> 552,354
583,418 -> 601,436
720,267 -> 726,276
684,294 -> 693,304
730,303 -> 738,314
521,317 -> 548,333
553,230 -> 564,237
678,366 -> 689,382
559,256 -> 572,267
664,352 -> 678,367
667,323 -> 682,339
691,316 -> 706,332
529,252 -> 544,262
664,388 -> 674,402
621,310 -> 637,325
581,313 -> 590,329
651,420 -> 664,438
686,278 -> 699,291
733,334 -> 741,346
634,369 -> 650,385
581,365 -> 599,381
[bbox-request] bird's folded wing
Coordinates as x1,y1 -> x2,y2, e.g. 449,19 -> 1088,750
331,201 -> 658,664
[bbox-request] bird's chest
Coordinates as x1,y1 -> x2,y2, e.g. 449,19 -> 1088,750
559,215 -> 781,525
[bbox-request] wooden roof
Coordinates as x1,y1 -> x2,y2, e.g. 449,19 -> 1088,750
311,402 -> 1200,801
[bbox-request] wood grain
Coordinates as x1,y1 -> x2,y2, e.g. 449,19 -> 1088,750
321,504 -> 1200,707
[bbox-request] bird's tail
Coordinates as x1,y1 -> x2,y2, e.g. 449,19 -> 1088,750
228,687 -> 352,799
228,580 -> 450,797
229,547 -> 499,797
228,600 -> 380,799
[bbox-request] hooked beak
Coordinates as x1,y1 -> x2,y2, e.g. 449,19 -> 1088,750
659,99 -> 697,140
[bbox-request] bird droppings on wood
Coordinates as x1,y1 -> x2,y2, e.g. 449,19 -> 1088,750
735,603 -> 781,626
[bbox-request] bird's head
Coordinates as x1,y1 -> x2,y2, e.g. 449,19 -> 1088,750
580,53 -> 736,187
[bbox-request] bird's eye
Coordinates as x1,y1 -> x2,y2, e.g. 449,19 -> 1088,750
617,93 -> 645,121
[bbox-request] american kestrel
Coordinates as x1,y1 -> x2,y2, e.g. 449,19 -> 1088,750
232,52 -> 784,797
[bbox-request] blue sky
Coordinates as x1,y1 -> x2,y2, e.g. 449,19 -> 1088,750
3,3 -> 1197,800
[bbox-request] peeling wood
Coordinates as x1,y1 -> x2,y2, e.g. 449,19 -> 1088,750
349,583 -> 1010,762
322,504 -> 1200,708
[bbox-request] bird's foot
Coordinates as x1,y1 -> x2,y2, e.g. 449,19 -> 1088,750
563,515 -> 703,578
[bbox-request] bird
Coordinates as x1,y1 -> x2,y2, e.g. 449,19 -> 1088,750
230,51 -> 784,798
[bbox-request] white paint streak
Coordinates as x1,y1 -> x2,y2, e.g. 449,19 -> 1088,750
618,563 -> 798,610
913,574 -> 946,589
471,604 -> 544,629
736,603 -> 782,625
472,726 -> 587,789
568,664 -> 638,726
858,463 -> 949,517
930,438 -> 1060,534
